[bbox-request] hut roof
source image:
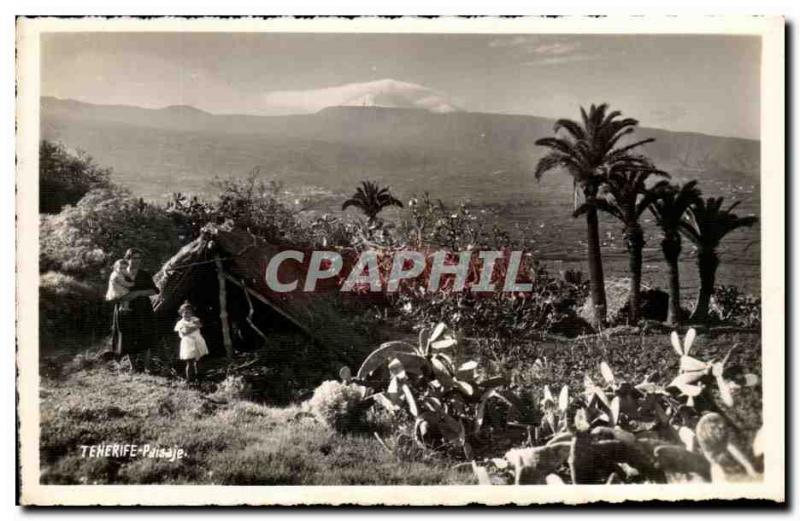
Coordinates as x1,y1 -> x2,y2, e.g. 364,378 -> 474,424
151,224 -> 365,353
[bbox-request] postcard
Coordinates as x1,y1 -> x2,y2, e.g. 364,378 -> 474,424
16,15 -> 785,505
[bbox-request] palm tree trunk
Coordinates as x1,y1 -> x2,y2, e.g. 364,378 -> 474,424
585,205 -> 607,326
662,236 -> 682,326
691,248 -> 719,322
626,226 -> 644,324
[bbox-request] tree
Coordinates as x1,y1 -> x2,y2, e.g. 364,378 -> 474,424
576,164 -> 668,323
342,181 -> 403,223
534,103 -> 655,326
648,181 -> 701,326
39,140 -> 111,214
680,197 -> 758,322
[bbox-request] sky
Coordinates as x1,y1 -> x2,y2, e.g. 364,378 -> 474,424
41,32 -> 761,139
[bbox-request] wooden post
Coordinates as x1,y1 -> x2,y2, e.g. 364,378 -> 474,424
214,257 -> 234,360
222,273 -> 315,342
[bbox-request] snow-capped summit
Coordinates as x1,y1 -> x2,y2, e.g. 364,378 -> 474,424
262,79 -> 461,114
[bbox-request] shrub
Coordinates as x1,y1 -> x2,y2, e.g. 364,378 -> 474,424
165,171 -> 329,246
300,213 -> 362,249
210,374 -> 251,402
39,140 -> 112,214
393,265 -> 588,343
711,286 -> 761,328
39,271 -> 107,351
306,380 -> 368,433
40,187 -> 182,288
400,193 -> 516,250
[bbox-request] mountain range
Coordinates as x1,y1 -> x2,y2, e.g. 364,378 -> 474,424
40,95 -> 759,204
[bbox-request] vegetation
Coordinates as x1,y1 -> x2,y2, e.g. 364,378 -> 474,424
40,328 -> 762,485
649,181 -> 702,325
342,325 -> 762,484
40,140 -> 112,214
711,286 -> 761,328
680,197 -> 758,322
166,171 -> 362,249
346,323 -> 525,459
40,187 -> 181,287
342,180 -> 403,224
534,104 -> 656,327
166,172 -> 297,243
40,365 -> 468,485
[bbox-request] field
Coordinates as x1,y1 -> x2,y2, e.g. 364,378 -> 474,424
40,330 -> 762,485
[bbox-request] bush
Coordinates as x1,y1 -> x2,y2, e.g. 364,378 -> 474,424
393,265 -> 588,343
210,375 -> 252,402
711,286 -> 761,328
40,187 -> 183,288
306,380 -> 368,433
39,271 -> 107,351
40,140 -> 112,214
399,193 -> 517,250
166,171 -> 364,250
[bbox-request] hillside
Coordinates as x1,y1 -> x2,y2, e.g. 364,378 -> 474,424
39,328 -> 763,486
41,96 -> 759,203
39,364 -> 469,486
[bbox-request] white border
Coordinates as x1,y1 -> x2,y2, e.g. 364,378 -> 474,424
15,15 -> 785,506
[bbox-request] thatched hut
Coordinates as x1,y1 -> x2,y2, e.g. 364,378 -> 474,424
150,224 -> 368,363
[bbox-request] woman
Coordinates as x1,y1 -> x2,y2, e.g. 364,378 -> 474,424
109,248 -> 159,370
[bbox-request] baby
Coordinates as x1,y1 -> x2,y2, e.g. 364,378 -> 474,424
106,258 -> 135,310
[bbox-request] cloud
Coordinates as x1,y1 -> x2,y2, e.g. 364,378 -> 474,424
522,53 -> 595,67
488,36 -> 581,54
522,41 -> 593,66
489,36 -> 591,66
262,79 -> 460,114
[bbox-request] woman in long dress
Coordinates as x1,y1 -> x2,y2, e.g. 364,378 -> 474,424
109,248 -> 159,370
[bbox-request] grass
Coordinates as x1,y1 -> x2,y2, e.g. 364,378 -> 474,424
39,365 -> 470,485
40,330 -> 763,485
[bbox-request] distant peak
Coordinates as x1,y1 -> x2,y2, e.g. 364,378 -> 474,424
263,79 -> 461,115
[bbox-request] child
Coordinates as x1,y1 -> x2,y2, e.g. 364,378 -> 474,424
174,301 -> 209,381
106,258 -> 135,311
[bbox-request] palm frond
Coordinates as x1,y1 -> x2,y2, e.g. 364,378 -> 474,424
534,152 -> 569,180
606,138 -> 656,160
553,118 -> 586,140
341,198 -> 362,212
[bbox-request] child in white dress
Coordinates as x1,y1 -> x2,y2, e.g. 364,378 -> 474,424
106,259 -> 135,310
174,301 -> 209,381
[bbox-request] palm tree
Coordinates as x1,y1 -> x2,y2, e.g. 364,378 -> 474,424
534,103 -> 655,326
680,197 -> 758,322
648,181 -> 702,326
342,181 -> 403,223
575,164 -> 668,323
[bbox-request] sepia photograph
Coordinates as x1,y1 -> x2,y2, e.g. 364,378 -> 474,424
15,16 -> 785,505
